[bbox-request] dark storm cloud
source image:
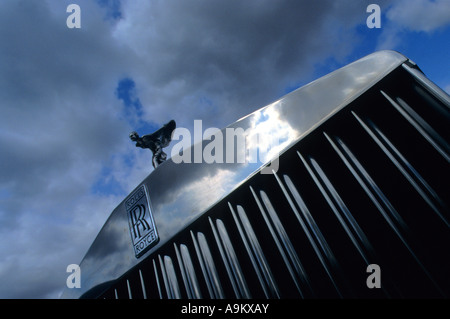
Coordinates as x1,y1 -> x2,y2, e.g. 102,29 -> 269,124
117,0 -> 392,130
0,0 -> 131,193
0,0 -> 134,298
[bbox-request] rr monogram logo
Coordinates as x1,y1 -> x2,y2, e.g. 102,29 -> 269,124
130,204 -> 150,238
125,185 -> 159,258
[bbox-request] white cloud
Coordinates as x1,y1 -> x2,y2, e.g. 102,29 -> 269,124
378,0 -> 450,50
386,0 -> 450,32
0,191 -> 121,298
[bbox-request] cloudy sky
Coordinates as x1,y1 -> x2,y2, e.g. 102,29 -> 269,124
0,0 -> 449,299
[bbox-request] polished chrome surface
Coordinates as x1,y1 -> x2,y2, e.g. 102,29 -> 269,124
61,50 -> 409,299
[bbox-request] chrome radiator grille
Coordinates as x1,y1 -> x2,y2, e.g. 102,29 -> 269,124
98,64 -> 449,299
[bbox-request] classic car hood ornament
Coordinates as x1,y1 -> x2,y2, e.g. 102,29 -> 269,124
130,120 -> 176,168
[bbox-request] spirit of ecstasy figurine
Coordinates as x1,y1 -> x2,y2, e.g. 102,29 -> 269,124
129,120 -> 176,168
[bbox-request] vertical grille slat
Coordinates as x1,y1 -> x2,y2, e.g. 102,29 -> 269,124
210,217 -> 251,299
322,131 -> 445,294
237,205 -> 280,298
153,259 -> 163,299
250,186 -> 310,298
323,131 -> 409,233
297,151 -> 374,266
351,112 -> 449,227
157,255 -> 171,298
402,63 -> 450,110
180,244 -> 203,299
174,243 -> 203,299
278,174 -> 344,297
164,255 -> 181,299
138,270 -> 147,299
191,231 -> 225,299
174,243 -> 191,299
228,203 -> 280,298
126,280 -> 132,299
380,90 -> 450,162
397,97 -> 450,158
